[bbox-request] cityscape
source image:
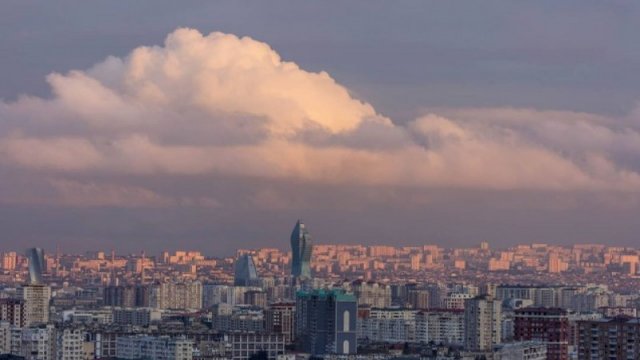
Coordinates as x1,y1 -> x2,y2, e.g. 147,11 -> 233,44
3,1 -> 640,360
2,220 -> 640,359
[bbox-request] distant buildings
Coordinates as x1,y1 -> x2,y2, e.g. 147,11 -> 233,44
149,281 -> 202,310
290,220 -> 312,282
295,289 -> 357,355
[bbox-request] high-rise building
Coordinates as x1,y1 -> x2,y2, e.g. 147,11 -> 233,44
416,309 -> 464,345
358,307 -> 418,343
26,248 -> 45,285
265,302 -> 296,344
464,295 -> 502,351
20,325 -> 56,360
103,285 -> 137,307
351,280 -> 392,308
515,307 -> 569,360
290,220 -> 313,281
17,285 -> 51,325
0,298 -> 26,327
149,281 -> 202,310
234,254 -> 259,287
295,289 -> 357,355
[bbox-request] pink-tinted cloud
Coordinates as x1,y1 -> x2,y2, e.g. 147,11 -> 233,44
2,27 -> 640,209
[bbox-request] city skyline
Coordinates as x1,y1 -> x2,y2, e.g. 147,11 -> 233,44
2,2 -> 640,253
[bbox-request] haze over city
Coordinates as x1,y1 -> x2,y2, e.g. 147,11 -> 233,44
3,1 -> 640,254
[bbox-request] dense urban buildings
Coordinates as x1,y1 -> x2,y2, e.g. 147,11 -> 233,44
2,236 -> 640,359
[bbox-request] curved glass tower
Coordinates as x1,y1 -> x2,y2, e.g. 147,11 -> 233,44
290,220 -> 313,280
234,254 -> 259,286
26,248 -> 45,285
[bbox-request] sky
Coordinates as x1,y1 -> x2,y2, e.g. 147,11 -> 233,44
1,1 -> 640,255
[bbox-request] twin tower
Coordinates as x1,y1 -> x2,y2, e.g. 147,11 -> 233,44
235,220 -> 313,286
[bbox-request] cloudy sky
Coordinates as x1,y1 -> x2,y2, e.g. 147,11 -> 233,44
2,1 -> 640,255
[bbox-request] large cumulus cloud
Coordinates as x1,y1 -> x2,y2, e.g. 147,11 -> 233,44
2,28 -> 640,208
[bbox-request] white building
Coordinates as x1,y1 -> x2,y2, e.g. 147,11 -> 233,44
495,341 -> 547,360
358,308 -> 417,343
443,293 -> 473,310
20,325 -> 56,360
116,335 -> 193,360
57,328 -> 87,360
416,309 -> 464,345
228,333 -> 285,360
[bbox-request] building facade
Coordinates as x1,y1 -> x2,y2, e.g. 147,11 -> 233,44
295,289 -> 357,355
464,295 -> 502,351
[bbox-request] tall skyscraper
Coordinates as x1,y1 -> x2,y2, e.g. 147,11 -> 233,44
464,295 -> 502,351
290,220 -> 312,281
234,254 -> 260,286
26,248 -> 45,285
295,289 -> 357,355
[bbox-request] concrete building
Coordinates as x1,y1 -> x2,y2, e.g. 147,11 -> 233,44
0,299 -> 26,327
495,341 -> 547,360
577,316 -> 640,360
265,302 -> 295,344
116,335 -> 193,360
358,307 -> 417,343
515,307 -> 569,360
18,285 -> 51,326
149,281 -> 202,310
113,308 -> 161,326
464,295 -> 502,351
351,281 -> 392,308
416,309 -> 464,345
20,325 -> 56,360
57,327 -> 87,360
228,333 -> 285,360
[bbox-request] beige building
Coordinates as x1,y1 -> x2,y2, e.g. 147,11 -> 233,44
18,284 -> 51,325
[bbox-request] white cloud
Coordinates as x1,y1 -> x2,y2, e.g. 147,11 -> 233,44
2,27 -> 640,208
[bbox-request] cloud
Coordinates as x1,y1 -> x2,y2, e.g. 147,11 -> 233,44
1,27 -> 640,208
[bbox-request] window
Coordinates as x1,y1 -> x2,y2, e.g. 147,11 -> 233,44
343,310 -> 350,332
